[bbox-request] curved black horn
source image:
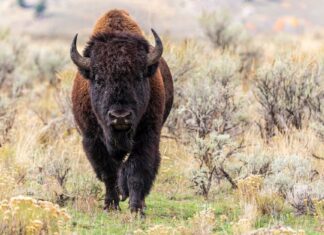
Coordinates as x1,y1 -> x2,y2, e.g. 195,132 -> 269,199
147,29 -> 163,66
70,34 -> 91,70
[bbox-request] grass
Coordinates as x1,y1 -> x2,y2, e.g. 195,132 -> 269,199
255,214 -> 322,235
67,191 -> 322,234
1,90 -> 323,234
69,192 -> 238,235
62,133 -> 322,235
0,25 -> 324,234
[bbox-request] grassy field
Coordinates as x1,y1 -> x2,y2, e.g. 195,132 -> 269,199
0,8 -> 324,235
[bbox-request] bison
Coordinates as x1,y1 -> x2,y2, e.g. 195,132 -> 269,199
70,9 -> 173,215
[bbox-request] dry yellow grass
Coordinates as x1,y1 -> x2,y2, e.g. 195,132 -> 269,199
0,25 -> 324,234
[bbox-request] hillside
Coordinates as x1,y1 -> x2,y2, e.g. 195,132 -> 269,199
0,0 -> 323,39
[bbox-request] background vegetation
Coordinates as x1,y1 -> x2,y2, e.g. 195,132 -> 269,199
0,5 -> 324,235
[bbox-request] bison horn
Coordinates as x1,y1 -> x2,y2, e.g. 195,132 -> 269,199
147,29 -> 163,66
70,34 -> 91,70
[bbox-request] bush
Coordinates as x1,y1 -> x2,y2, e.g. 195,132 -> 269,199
0,30 -> 30,97
255,57 -> 323,138
237,175 -> 263,204
32,46 -> 68,85
0,30 -> 20,147
179,54 -> 246,198
0,196 -> 70,234
182,53 -> 244,136
190,132 -> 243,198
311,119 -> 324,141
238,153 -> 271,176
0,166 -> 16,201
314,198 -> 324,219
236,174 -> 285,217
0,99 -> 16,147
200,10 -> 248,51
256,191 -> 285,216
37,71 -> 76,145
163,40 -> 202,135
264,154 -> 323,215
0,30 -> 68,97
200,9 -> 263,84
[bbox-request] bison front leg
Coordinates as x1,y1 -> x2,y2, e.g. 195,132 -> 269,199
118,131 -> 161,215
82,136 -> 125,211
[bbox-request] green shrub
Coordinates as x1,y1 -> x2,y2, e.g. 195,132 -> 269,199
178,54 -> 246,198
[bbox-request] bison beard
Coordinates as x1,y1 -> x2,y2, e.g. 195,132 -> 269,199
107,127 -> 134,153
70,9 -> 173,216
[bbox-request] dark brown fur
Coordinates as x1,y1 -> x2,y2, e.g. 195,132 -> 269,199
71,9 -> 173,214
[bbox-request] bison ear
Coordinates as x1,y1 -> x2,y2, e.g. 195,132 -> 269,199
146,62 -> 159,78
78,66 -> 92,80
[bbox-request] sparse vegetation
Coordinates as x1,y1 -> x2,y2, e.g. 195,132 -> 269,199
0,7 -> 324,234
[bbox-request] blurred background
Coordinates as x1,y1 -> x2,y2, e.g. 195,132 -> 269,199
1,0 -> 323,39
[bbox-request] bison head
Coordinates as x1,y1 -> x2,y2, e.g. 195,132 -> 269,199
70,30 -> 163,153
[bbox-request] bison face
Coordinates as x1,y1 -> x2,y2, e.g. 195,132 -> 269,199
70,30 -> 163,153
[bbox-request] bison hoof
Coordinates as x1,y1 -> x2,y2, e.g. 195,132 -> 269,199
130,200 -> 146,218
104,203 -> 120,212
130,207 -> 145,219
104,199 -> 120,212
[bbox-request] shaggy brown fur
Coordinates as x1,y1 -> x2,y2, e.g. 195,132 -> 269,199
71,9 -> 173,215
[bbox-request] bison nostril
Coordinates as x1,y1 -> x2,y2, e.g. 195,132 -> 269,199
109,110 -> 133,131
108,110 -> 132,129
108,111 -> 116,119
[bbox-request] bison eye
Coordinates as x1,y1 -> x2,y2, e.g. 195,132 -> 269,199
146,63 -> 159,77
